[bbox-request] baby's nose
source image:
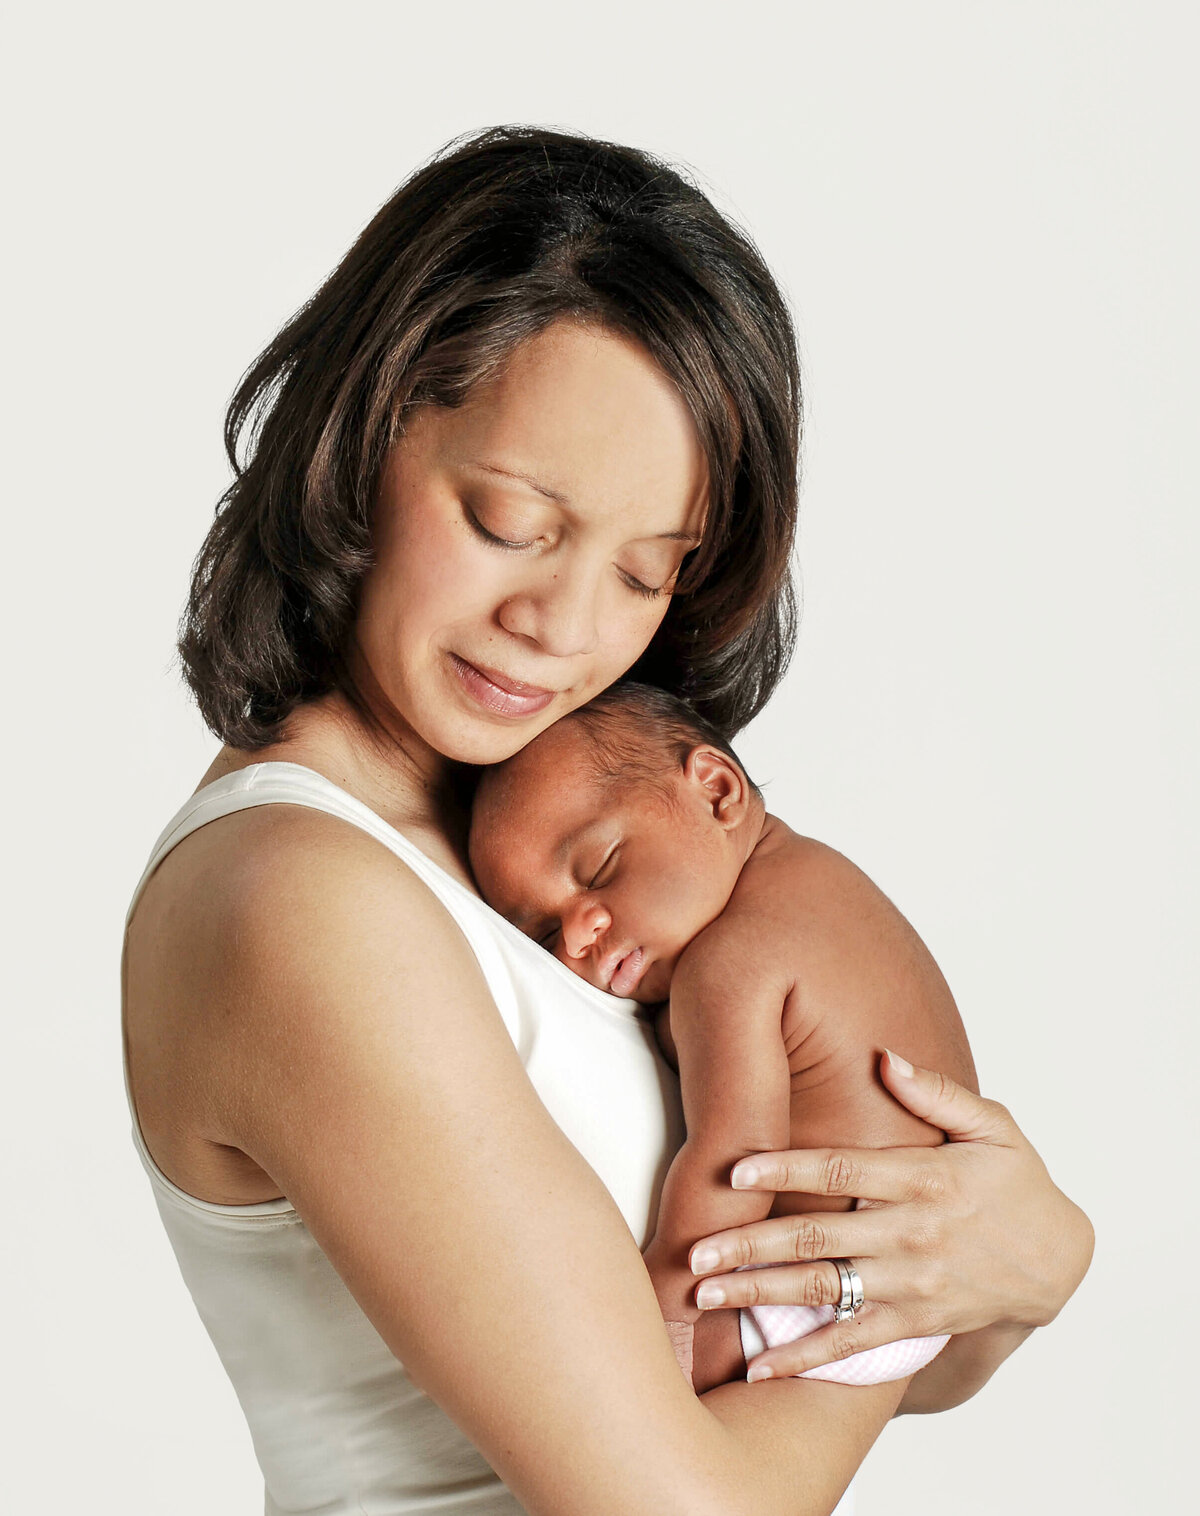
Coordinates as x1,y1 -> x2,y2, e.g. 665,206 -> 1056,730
561,900 -> 611,959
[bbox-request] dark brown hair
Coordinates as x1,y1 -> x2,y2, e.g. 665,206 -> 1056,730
179,124 -> 802,745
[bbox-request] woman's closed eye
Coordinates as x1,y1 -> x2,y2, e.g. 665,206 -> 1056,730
617,569 -> 665,600
465,504 -> 672,599
465,505 -> 542,551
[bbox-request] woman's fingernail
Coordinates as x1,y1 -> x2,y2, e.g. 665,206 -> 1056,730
885,1048 -> 914,1078
731,1162 -> 760,1188
747,1363 -> 774,1383
690,1246 -> 720,1274
695,1282 -> 726,1308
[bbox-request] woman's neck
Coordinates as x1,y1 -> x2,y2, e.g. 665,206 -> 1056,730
199,688 -> 475,873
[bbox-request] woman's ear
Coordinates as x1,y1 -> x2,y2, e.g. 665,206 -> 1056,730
682,745 -> 751,828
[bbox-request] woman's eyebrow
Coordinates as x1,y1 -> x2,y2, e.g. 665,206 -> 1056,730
470,461 -> 571,505
466,461 -> 702,544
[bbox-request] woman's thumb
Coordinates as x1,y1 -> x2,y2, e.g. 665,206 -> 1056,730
881,1049 -> 1007,1143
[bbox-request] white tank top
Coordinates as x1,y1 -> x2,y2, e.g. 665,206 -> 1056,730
123,761 -> 687,1515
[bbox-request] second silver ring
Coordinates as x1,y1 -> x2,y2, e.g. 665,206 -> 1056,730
833,1258 -> 865,1322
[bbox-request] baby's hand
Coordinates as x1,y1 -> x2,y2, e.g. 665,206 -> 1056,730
662,1321 -> 695,1387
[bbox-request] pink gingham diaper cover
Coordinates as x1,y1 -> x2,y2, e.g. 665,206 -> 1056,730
740,1264 -> 950,1384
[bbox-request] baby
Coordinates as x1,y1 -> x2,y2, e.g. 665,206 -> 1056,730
469,682 -> 974,1394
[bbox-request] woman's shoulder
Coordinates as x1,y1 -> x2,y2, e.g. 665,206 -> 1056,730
136,780 -> 494,1041
136,792 -> 450,941
123,789 -> 493,1193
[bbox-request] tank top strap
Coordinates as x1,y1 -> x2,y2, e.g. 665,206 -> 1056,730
127,760 -> 483,927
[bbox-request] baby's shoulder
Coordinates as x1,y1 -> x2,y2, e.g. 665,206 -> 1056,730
672,831 -> 813,991
727,822 -> 850,921
679,824 -> 899,985
710,825 -> 899,969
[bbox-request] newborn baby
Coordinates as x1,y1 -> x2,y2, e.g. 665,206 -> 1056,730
469,682 -> 972,1394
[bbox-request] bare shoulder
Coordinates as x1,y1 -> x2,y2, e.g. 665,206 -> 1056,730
717,823 -> 977,1089
732,825 -> 932,963
123,802 -> 500,1197
739,825 -> 892,915
681,830 -> 877,983
130,798 -> 493,1044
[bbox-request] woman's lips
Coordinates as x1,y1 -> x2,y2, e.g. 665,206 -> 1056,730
609,947 -> 646,998
449,654 -> 557,718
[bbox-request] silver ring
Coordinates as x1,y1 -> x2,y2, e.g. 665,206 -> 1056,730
833,1259 -> 865,1322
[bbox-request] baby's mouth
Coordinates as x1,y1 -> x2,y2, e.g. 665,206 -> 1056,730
608,947 -> 646,998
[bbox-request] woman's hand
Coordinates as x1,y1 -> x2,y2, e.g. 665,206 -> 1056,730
686,1051 -> 1094,1382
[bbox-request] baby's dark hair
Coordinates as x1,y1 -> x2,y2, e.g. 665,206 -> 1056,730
562,681 -> 760,799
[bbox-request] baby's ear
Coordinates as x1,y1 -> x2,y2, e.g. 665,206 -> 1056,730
683,745 -> 750,828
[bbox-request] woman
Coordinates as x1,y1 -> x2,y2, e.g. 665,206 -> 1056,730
122,126 -> 1092,1514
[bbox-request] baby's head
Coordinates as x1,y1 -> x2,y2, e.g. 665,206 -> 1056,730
469,683 -> 762,1003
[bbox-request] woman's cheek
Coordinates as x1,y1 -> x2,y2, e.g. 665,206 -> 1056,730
605,589 -> 672,668
416,522 -> 516,615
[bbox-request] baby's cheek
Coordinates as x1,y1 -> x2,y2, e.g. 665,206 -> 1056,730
465,829 -> 502,903
653,1003 -> 679,1068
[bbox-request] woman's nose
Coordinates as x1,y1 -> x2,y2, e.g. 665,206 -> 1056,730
497,559 -> 601,658
559,899 -> 611,961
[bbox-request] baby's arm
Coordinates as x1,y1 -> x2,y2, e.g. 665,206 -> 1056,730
699,840 -> 978,1388
642,934 -> 793,1388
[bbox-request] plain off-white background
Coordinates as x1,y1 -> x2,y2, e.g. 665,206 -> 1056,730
5,2 -> 1195,1511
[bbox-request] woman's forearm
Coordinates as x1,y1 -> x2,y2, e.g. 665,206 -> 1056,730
701,1373 -> 907,1513
893,1322 -> 1033,1414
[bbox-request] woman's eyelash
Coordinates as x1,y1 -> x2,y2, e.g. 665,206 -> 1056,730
468,508 -> 667,596
619,572 -> 665,600
465,509 -> 536,551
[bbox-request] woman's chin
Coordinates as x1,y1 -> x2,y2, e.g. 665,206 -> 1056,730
423,707 -> 564,769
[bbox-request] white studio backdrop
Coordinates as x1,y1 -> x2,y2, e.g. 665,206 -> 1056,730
4,3 -> 1195,1511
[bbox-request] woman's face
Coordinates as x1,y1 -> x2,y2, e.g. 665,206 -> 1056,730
353,320 -> 710,767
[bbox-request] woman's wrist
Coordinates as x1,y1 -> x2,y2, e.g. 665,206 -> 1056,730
894,1185 -> 1093,1415
1020,1190 -> 1095,1330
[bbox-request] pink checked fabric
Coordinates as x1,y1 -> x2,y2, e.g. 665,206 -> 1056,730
740,1267 -> 950,1385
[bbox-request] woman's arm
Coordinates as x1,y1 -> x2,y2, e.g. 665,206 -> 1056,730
183,808 -> 900,1516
